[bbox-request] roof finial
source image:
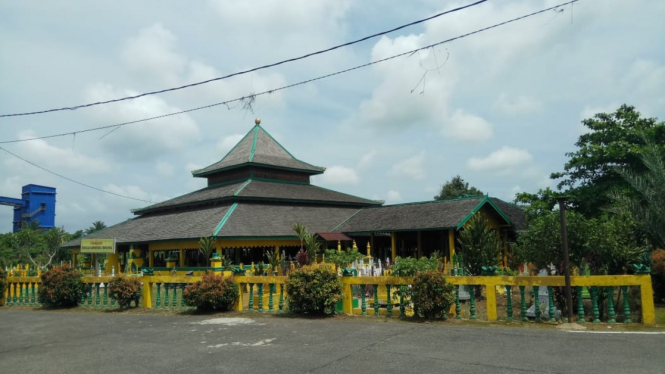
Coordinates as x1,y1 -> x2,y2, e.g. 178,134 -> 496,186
255,117 -> 261,125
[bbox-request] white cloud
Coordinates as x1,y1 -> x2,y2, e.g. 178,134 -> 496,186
390,152 -> 425,180
102,184 -> 168,204
467,146 -> 532,172
315,166 -> 359,185
357,149 -> 377,170
216,134 -> 244,155
385,189 -> 403,204
446,110 -> 493,143
7,131 -> 111,174
493,93 -> 543,116
121,23 -> 186,85
155,161 -> 174,177
84,84 -> 201,160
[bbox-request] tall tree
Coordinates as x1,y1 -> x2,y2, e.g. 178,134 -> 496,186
434,175 -> 483,200
609,135 -> 665,249
85,221 -> 107,235
550,105 -> 665,216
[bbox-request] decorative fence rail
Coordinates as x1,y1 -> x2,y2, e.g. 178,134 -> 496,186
2,274 -> 656,325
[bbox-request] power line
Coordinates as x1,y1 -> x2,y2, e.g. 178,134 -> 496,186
0,0 -> 579,145
0,0 -> 488,118
0,145 -> 153,203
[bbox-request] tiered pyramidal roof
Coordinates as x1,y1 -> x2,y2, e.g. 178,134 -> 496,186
68,122 -> 381,245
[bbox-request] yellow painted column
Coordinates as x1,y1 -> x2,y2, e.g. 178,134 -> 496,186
448,229 -> 455,259
390,233 -> 397,262
235,282 -> 244,311
486,284 -> 497,321
210,253 -> 222,276
337,240 -> 341,252
342,279 -> 353,314
640,275 -> 656,325
417,231 -> 422,258
366,241 -> 371,257
106,253 -> 119,274
141,279 -> 152,308
179,249 -> 185,267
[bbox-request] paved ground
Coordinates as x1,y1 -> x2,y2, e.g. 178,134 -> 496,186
1,309 -> 663,374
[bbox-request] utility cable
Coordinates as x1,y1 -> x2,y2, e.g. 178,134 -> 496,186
0,0 -> 487,118
0,145 -> 153,203
0,0 -> 579,145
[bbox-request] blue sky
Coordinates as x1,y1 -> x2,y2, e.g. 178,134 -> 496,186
1,0 -> 664,234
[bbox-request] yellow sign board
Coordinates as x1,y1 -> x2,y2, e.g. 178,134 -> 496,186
81,238 -> 116,254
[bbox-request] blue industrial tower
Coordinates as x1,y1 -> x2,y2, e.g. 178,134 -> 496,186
0,184 -> 56,232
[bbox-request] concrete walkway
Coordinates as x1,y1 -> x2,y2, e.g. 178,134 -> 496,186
0,310 -> 663,374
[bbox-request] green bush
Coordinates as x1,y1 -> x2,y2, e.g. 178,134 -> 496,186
0,268 -> 7,299
108,276 -> 142,309
39,265 -> 85,308
183,275 -> 239,311
411,271 -> 455,319
286,266 -> 341,315
652,249 -> 665,304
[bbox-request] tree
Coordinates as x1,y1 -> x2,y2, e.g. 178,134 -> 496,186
85,221 -> 107,235
550,105 -> 665,216
293,223 -> 307,251
609,134 -> 665,249
198,237 -> 216,268
434,175 -> 483,200
457,215 -> 501,277
514,188 -> 562,223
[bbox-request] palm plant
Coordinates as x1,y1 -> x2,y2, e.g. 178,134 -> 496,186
198,237 -> 216,268
609,134 -> 665,249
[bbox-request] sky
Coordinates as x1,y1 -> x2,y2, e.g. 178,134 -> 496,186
1,0 -> 664,234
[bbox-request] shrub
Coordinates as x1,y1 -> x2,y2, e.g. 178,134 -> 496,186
411,271 -> 455,319
0,268 -> 6,299
652,249 -> 665,304
39,265 -> 85,308
108,276 -> 142,309
286,266 -> 341,315
183,275 -> 239,311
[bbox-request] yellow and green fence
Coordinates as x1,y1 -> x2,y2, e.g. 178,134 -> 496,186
1,273 -> 657,325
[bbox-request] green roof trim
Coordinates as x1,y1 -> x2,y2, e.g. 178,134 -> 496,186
331,208 -> 363,231
234,179 -> 252,196
192,162 -> 324,177
192,127 -> 255,177
455,196 -> 512,230
248,126 -> 260,162
261,127 -> 324,171
213,203 -> 238,236
314,185 -> 383,206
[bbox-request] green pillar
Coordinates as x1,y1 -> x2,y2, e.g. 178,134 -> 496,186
164,283 -> 170,308
373,285 -> 379,317
577,287 -> 585,322
31,283 -> 37,305
591,286 -> 600,323
19,283 -> 25,305
156,283 -> 162,309
606,286 -> 616,323
87,284 -> 93,307
621,286 -> 632,323
361,285 -> 367,316
519,286 -> 527,321
399,288 -> 406,318
455,285 -> 461,319
534,286 -> 540,322
180,284 -> 187,310
547,286 -> 556,322
258,283 -> 264,313
103,283 -> 108,308
79,284 -> 85,306
172,283 -> 177,309
506,286 -> 513,321
386,285 -> 393,317
469,285 -> 476,320
279,284 -> 284,313
269,284 -> 274,312
248,283 -> 254,311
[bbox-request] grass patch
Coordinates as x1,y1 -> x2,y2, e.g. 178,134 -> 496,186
656,307 -> 665,325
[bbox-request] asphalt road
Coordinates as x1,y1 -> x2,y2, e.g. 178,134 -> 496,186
0,309 -> 663,374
